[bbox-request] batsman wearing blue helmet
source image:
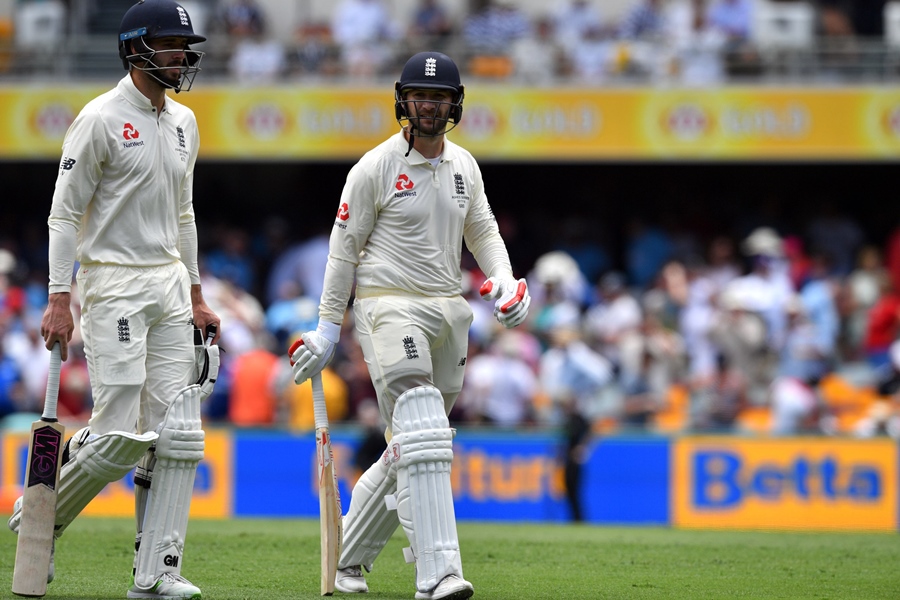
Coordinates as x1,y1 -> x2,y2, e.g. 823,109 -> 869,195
289,51 -> 531,600
8,1 -> 220,598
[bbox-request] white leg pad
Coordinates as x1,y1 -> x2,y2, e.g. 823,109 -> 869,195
339,447 -> 400,571
7,427 -> 158,537
133,385 -> 205,589
392,386 -> 462,593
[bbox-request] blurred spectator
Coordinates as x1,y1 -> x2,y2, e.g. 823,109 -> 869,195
0,332 -> 25,417
539,321 -> 613,423
794,250 -> 840,375
228,339 -> 281,426
692,353 -> 748,431
840,245 -> 886,360
408,0 -> 455,53
217,0 -> 266,37
205,226 -> 257,293
461,330 -> 541,427
288,23 -> 340,77
511,17 -> 566,84
624,217 -> 675,290
669,0 -> 728,86
584,271 -> 643,374
862,273 -> 900,369
265,280 -> 319,349
805,201 -> 864,277
568,24 -> 616,82
331,0 -> 399,76
769,373 -> 823,435
463,0 -> 531,57
710,282 -> 770,405
265,231 -> 330,306
559,394 -> 591,522
854,339 -> 900,438
528,251 -> 589,343
228,22 -> 287,83
619,0 -> 670,40
552,0 -> 605,58
727,227 -> 794,353
277,363 -> 349,429
783,234 -> 812,291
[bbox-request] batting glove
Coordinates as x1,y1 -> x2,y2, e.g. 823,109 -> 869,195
289,320 -> 340,385
480,276 -> 531,329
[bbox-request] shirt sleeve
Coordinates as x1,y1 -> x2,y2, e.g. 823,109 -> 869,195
178,119 -> 200,285
47,108 -> 107,293
463,161 -> 514,280
318,161 -> 378,323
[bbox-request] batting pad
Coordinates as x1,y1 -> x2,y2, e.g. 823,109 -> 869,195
391,386 -> 462,593
134,385 -> 205,589
7,428 -> 158,538
339,448 -> 400,571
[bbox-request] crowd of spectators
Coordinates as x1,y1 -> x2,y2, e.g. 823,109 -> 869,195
3,202 -> 900,443
1,0 -> 897,83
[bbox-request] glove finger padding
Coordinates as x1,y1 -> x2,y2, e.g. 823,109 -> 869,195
497,279 -> 531,328
480,277 -> 531,329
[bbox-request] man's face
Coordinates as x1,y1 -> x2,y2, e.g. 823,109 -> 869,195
145,36 -> 189,86
405,88 -> 454,136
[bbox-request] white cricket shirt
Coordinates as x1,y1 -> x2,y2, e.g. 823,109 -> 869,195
320,131 -> 513,323
47,75 -> 200,293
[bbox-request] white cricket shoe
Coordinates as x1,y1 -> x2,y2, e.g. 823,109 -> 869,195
415,575 -> 474,600
334,565 -> 368,593
8,496 -> 55,583
126,573 -> 201,599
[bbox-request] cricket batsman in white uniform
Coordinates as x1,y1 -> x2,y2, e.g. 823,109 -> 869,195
8,1 -> 220,597
290,51 -> 530,600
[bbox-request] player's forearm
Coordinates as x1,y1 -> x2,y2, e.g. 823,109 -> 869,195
319,255 -> 356,324
466,221 -> 514,280
178,220 -> 200,284
47,220 -> 78,294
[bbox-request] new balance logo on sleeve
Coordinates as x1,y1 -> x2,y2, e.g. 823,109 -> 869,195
60,157 -> 76,171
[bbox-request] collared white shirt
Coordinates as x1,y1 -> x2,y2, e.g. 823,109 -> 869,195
48,75 -> 200,293
320,131 -> 512,322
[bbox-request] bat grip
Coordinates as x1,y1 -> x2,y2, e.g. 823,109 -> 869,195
312,373 -> 328,430
43,342 -> 61,422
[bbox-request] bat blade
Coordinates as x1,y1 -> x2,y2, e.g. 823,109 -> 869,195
317,427 -> 341,596
13,343 -> 64,598
312,374 -> 342,596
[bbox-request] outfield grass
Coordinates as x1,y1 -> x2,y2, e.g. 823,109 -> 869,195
0,517 -> 898,599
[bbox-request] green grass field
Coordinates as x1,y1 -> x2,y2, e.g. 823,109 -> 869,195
0,517 -> 898,599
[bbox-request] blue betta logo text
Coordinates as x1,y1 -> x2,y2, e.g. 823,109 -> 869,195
693,451 -> 881,508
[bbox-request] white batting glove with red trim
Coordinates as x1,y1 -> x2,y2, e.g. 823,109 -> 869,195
289,320 -> 339,384
480,277 -> 531,329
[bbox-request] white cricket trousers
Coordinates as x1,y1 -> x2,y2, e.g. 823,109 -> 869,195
352,290 -> 473,428
76,261 -> 194,436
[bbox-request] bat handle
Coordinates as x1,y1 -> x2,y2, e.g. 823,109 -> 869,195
43,342 -> 62,422
312,373 -> 328,430
205,323 -> 217,347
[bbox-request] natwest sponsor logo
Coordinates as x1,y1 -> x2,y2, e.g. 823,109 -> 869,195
123,123 -> 139,140
395,174 -> 414,191
336,203 -> 349,221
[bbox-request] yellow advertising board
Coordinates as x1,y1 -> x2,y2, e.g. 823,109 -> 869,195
673,437 -> 898,531
3,85 -> 900,160
0,429 -> 232,518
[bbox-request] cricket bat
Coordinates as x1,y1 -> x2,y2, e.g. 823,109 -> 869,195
12,342 -> 64,597
312,373 -> 342,596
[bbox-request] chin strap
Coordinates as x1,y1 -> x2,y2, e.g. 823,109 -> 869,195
405,129 -> 415,157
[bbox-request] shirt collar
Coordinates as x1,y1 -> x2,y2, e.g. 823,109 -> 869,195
395,130 -> 456,165
117,74 -> 171,115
